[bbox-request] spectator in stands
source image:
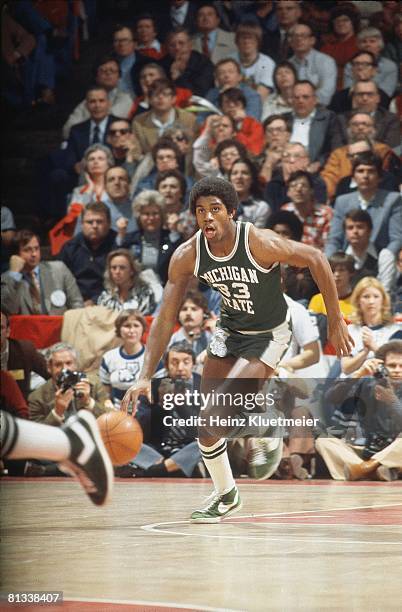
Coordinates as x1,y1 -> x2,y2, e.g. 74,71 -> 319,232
382,13 -> 402,76
191,3 -> 236,63
264,141 -> 328,213
106,119 -> 143,179
325,153 -> 402,260
282,170 -> 333,251
218,87 -> 264,155
1,370 -> 29,420
329,50 -> 390,113
258,114 -> 292,186
233,21 -> 276,100
155,169 -> 188,233
309,253 -> 356,320
169,289 -> 213,360
262,0 -> 302,63
267,209 -> 317,304
60,202 -> 117,306
261,60 -> 297,121
206,58 -> 262,120
321,131 -> 401,202
97,248 -> 161,314
62,55 -> 133,139
29,342 -> 109,425
284,80 -> 342,168
343,208 -> 396,292
159,1 -> 199,39
100,309 -> 146,409
129,63 -> 167,118
1,230 -> 83,315
132,78 -> 196,155
229,158 -> 271,227
193,134 -> 248,180
134,14 -> 165,60
391,248 -> 402,315
45,86 -> 119,219
163,126 -> 194,177
118,190 -> 182,286
133,341 -> 202,478
1,207 -> 16,273
1,310 -> 49,399
134,137 -> 192,198
343,27 -> 398,98
159,27 -> 215,96
288,22 -> 337,106
68,144 -> 113,210
338,80 -> 400,148
341,278 -> 401,376
112,24 -> 148,96
317,340 -> 402,481
320,5 -> 360,89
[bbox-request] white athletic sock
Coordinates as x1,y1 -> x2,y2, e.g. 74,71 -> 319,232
198,438 -> 236,494
8,418 -> 70,462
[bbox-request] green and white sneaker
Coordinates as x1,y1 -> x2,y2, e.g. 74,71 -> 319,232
247,437 -> 283,480
190,486 -> 242,523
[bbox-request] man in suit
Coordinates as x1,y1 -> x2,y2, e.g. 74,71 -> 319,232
284,80 -> 342,169
262,0 -> 302,63
1,230 -> 83,315
62,56 -> 133,139
1,310 -> 49,398
28,342 -> 109,425
132,78 -> 197,155
191,3 -> 236,65
159,0 -> 199,39
44,86 -> 119,219
338,80 -> 400,149
159,27 -> 215,97
325,153 -> 402,262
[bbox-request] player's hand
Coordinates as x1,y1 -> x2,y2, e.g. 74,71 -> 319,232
328,318 -> 355,358
9,255 -> 26,273
120,379 -> 152,416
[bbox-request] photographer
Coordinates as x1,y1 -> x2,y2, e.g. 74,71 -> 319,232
132,342 -> 203,478
29,342 -> 110,426
316,340 -> 402,481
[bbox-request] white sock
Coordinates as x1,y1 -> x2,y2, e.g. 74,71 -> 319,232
198,438 -> 235,494
8,418 -> 70,462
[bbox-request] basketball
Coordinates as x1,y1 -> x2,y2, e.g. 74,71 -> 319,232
97,411 -> 143,466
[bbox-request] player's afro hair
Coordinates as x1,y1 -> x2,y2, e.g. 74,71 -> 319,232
189,177 -> 239,215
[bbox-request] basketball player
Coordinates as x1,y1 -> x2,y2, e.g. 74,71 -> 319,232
122,177 -> 354,522
0,410 -> 113,506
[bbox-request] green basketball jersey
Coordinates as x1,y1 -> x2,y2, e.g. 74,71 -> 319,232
194,221 -> 288,333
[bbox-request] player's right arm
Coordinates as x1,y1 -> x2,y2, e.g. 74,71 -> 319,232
120,239 -> 196,412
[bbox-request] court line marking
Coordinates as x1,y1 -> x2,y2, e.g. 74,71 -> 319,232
141,503 -> 402,545
66,596 -> 241,611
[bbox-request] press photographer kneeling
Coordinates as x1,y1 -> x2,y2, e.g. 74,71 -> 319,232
130,341 -> 203,478
316,340 -> 402,481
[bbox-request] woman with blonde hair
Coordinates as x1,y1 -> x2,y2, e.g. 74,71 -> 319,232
97,248 -> 162,314
341,277 -> 400,375
69,144 -> 114,207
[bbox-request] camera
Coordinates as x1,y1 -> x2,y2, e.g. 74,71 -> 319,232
362,433 -> 394,459
56,369 -> 87,396
373,364 -> 390,387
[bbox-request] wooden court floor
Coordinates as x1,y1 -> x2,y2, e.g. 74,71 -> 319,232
1,477 -> 402,612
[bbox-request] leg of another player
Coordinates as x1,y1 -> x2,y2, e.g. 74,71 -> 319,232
0,410 -> 113,506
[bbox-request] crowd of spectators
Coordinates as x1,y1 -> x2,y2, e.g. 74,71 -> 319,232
1,0 -> 401,482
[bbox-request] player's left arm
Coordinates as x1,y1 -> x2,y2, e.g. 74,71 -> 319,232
250,227 -> 354,357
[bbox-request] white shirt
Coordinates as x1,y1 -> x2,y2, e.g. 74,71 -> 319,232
282,294 -> 319,361
151,109 -> 176,136
170,1 -> 189,26
291,110 -> 316,148
233,52 -> 275,90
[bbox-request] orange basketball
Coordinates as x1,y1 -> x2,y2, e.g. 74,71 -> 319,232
97,411 -> 143,466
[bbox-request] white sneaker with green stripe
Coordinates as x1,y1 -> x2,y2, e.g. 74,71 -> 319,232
190,486 -> 242,523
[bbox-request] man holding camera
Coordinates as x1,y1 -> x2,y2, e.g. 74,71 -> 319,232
28,342 -> 110,426
132,341 -> 203,478
316,340 -> 402,481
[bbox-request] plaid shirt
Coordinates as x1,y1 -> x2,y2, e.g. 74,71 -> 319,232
281,202 -> 333,251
